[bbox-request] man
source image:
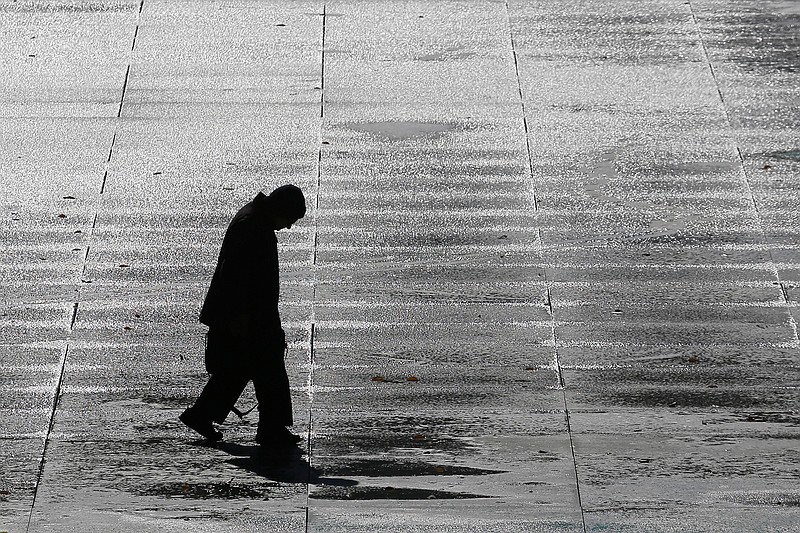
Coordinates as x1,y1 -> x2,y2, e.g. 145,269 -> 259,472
180,184 -> 306,448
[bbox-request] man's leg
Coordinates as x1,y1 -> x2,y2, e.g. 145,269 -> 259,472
253,357 -> 299,445
192,371 -> 249,424
181,371 -> 248,440
181,370 -> 248,441
181,328 -> 249,439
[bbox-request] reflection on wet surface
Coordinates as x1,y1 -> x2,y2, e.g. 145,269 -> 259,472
579,447 -> 796,484
772,149 -> 800,161
594,388 -> 790,409
705,10 -> 800,73
567,365 -> 797,409
316,429 -> 475,456
347,121 -> 456,140
417,46 -> 476,62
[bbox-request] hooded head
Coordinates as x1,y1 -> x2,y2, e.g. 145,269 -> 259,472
267,184 -> 306,230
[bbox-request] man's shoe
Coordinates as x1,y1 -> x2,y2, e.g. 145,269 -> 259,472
256,426 -> 302,447
179,408 -> 223,442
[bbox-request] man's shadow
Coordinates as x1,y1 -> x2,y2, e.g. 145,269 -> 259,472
207,441 -> 357,487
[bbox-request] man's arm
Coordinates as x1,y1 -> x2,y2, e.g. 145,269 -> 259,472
211,217 -> 262,338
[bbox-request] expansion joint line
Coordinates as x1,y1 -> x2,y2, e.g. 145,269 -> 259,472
561,391 -> 587,533
506,1 -> 586,528
117,0 -> 144,119
549,287 -> 588,533
505,0 -> 538,212
306,5 -> 326,531
687,2 -> 728,119
26,7 -> 146,531
687,2 -> 798,346
25,344 -> 70,533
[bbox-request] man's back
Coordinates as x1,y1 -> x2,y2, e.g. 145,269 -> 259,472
199,192 -> 280,335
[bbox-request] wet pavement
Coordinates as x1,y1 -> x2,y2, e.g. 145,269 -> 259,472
1,0 -> 798,531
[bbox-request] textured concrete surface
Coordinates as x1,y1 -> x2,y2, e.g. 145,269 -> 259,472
1,0 -> 798,532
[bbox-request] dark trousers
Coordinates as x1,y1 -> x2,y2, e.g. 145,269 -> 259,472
191,329 -> 293,430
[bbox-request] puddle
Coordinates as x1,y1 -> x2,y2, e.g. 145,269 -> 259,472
314,416 -> 478,456
417,46 -> 476,62
598,389 -> 785,409
317,430 -> 474,456
663,160 -> 741,175
141,394 -> 196,409
645,218 -> 687,236
580,148 -> 621,204
319,458 -> 503,477
348,121 -> 456,140
138,481 -> 271,500
771,150 -> 800,161
310,485 -> 489,500
720,13 -> 800,73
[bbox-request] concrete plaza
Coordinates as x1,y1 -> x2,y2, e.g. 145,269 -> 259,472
1,0 -> 798,531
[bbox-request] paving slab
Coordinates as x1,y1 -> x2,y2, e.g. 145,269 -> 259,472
567,408 -> 799,532
0,1 -> 138,117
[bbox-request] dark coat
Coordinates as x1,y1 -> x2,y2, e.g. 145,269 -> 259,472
199,192 -> 284,349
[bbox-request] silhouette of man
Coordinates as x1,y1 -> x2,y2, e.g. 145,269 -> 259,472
180,184 -> 306,447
